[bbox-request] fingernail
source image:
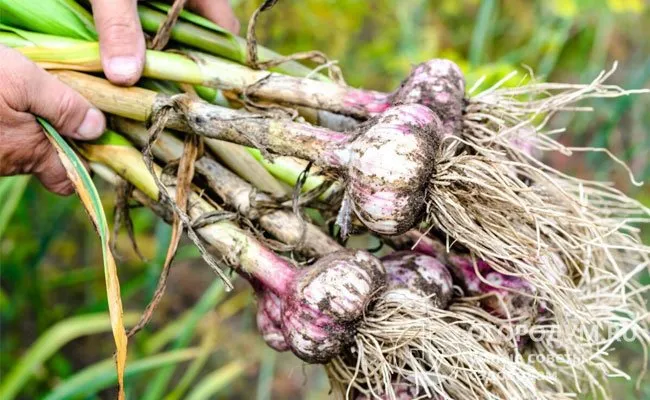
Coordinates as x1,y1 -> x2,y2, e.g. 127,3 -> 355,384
107,56 -> 139,81
77,108 -> 106,139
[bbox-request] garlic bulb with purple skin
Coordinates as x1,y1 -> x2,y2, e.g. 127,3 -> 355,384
345,104 -> 441,235
384,233 -> 546,321
254,288 -> 288,352
282,251 -> 386,363
249,249 -> 386,364
381,251 -> 453,309
445,253 -> 537,320
391,59 -> 466,138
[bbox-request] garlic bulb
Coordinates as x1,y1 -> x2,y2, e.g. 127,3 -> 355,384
381,251 -> 453,308
347,104 -> 441,235
255,289 -> 288,352
281,250 -> 385,363
391,59 -> 466,138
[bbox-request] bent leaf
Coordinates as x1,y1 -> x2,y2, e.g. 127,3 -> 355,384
37,119 -> 128,400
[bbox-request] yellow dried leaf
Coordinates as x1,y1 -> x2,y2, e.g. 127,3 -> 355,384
39,119 -> 127,400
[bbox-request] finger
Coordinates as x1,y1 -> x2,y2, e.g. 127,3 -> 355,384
10,120 -> 92,197
0,47 -> 106,141
188,0 -> 240,34
16,126 -> 77,196
35,148 -> 76,196
91,0 -> 146,86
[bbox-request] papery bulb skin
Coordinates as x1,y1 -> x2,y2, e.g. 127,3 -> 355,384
446,254 -> 537,319
347,104 -> 441,236
381,251 -> 453,309
381,230 -> 449,259
281,250 -> 386,363
391,59 -> 466,137
255,289 -> 289,352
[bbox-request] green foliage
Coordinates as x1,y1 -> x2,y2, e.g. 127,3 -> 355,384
142,279 -> 226,400
0,0 -> 96,40
0,313 -> 139,400
44,348 -> 205,400
0,176 -> 30,238
185,361 -> 247,400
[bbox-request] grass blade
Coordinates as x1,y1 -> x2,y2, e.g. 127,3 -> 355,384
163,329 -> 216,400
469,0 -> 496,66
185,360 -> 248,400
0,24 -> 88,47
0,175 -> 30,238
37,119 -> 128,400
143,279 -> 227,399
255,347 -> 277,400
0,312 -> 139,400
44,348 -> 206,400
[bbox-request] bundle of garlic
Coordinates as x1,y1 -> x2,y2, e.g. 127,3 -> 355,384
2,1 -> 648,398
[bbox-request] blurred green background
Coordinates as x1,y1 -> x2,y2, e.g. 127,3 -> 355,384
1,0 -> 649,399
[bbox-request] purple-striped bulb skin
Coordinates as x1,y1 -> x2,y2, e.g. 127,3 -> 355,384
281,250 -> 386,363
348,104 -> 441,236
256,290 -> 289,352
381,251 -> 454,309
391,59 -> 466,137
446,254 -> 537,319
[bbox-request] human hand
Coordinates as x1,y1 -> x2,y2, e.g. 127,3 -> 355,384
0,46 -> 106,196
90,0 -> 240,86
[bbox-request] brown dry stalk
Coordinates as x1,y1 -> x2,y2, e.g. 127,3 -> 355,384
150,0 -> 190,51
112,116 -> 341,258
127,130 -> 202,338
244,0 -> 345,83
111,179 -> 146,261
142,105 -> 234,289
245,0 -> 279,70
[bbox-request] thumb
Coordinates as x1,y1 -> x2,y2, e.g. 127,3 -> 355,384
26,67 -> 106,141
6,49 -> 107,141
91,0 -> 146,86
